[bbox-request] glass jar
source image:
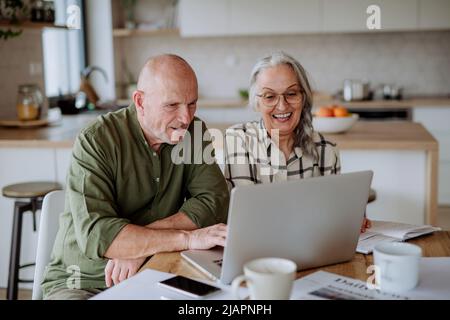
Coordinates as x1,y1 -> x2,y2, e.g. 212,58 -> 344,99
16,84 -> 43,121
31,0 -> 45,22
43,0 -> 55,23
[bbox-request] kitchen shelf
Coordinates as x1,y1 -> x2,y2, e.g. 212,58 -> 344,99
0,20 -> 68,30
113,28 -> 179,37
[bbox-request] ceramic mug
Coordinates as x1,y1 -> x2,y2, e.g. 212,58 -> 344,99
373,242 -> 422,292
231,257 -> 297,300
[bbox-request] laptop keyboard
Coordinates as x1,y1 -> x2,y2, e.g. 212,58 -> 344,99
213,258 -> 223,267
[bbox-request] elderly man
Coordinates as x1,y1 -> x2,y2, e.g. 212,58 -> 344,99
41,54 -> 229,300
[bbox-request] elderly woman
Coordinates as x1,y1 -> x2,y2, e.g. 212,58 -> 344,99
224,52 -> 370,232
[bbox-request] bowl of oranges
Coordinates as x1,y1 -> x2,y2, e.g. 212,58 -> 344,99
312,105 -> 358,133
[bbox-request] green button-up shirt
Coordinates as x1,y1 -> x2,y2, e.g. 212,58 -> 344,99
42,105 -> 229,296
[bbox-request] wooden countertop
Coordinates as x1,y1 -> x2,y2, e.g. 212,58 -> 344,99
324,121 -> 438,151
0,113 -> 438,152
0,112 -> 100,148
210,121 -> 438,152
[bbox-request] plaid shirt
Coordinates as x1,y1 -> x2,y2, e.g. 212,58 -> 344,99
224,119 -> 341,189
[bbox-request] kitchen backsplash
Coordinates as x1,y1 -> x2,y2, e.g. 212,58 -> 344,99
0,30 -> 45,119
114,30 -> 450,99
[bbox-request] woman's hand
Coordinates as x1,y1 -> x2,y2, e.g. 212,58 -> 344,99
105,257 -> 147,287
360,217 -> 371,233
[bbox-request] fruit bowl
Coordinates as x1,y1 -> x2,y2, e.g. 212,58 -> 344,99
312,113 -> 359,133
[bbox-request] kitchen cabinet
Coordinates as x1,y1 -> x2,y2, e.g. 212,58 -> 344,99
413,107 -> 450,205
179,0 -> 230,37
179,0 -> 321,37
323,0 -> 418,32
179,0 -> 450,37
418,0 -> 450,30
229,0 -> 321,35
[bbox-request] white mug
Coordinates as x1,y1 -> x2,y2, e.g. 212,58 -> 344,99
373,242 -> 422,292
231,257 -> 297,300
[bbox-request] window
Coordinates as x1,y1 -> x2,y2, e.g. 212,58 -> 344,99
42,0 -> 86,97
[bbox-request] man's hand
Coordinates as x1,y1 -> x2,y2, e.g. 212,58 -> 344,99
360,218 -> 372,233
105,257 -> 147,287
187,223 -> 227,250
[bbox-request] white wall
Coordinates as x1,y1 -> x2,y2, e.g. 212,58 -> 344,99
114,31 -> 450,100
0,31 -> 45,119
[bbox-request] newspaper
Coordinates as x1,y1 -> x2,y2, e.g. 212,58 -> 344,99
356,220 -> 441,254
291,271 -> 410,300
291,258 -> 450,300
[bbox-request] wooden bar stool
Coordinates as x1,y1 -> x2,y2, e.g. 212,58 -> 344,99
2,182 -> 62,300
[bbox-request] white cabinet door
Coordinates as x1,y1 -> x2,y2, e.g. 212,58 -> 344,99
323,0 -> 418,32
440,161 -> 450,205
179,0 -> 230,37
55,148 -> 73,187
418,0 -> 450,30
378,0 -> 418,30
413,107 -> 450,205
229,0 -> 322,35
413,107 -> 450,132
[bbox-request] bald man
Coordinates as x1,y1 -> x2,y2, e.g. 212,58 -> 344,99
41,54 -> 229,300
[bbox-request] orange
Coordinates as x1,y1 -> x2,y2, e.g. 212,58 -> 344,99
333,106 -> 349,117
316,106 -> 334,117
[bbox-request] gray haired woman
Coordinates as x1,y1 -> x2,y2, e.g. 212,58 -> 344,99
224,51 -> 370,232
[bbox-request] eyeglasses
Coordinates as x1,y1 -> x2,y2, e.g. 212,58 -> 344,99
256,90 -> 303,108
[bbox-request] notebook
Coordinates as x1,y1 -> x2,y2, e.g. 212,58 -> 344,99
356,220 -> 441,254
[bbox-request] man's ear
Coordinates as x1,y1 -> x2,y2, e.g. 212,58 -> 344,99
133,90 -> 144,114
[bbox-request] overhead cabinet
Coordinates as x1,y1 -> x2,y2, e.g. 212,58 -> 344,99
228,0 -> 322,35
418,0 -> 450,30
323,0 -> 418,32
178,0 -> 450,37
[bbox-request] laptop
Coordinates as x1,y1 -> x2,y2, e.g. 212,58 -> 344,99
182,170 -> 373,284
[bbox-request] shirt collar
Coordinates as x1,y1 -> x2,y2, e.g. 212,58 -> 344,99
258,118 -> 303,159
128,103 -> 151,148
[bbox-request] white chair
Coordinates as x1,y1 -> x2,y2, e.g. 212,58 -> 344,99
32,190 -> 65,300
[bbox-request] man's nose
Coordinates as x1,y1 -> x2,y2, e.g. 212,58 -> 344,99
178,104 -> 192,125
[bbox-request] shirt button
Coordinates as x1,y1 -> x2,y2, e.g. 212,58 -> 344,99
153,152 -> 157,156
155,177 -> 160,183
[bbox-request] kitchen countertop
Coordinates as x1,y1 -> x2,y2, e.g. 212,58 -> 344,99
0,112 -> 101,148
210,121 -> 438,152
0,111 -> 438,151
323,121 -> 438,151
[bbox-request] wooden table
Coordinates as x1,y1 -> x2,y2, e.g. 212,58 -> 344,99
141,231 -> 450,283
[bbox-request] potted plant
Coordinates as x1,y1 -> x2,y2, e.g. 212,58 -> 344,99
0,0 -> 29,40
121,0 -> 137,29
